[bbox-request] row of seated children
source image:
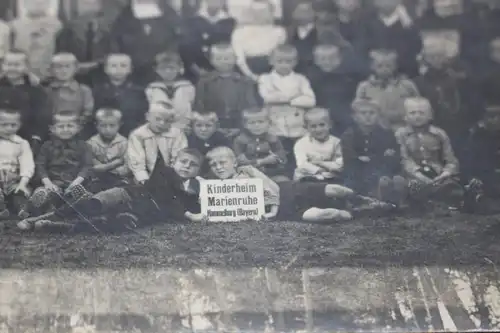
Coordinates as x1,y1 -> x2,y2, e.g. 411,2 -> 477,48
13,93 -> 499,231
0,36 -> 491,159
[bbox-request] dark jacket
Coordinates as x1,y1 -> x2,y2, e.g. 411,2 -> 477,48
289,25 -> 318,73
341,124 -> 401,193
179,14 -> 235,77
364,16 -> 422,78
463,123 -> 500,192
128,158 -> 201,220
413,67 -> 482,145
92,77 -> 149,136
0,76 -> 51,143
304,64 -> 362,135
110,5 -> 180,83
56,13 -> 112,64
36,136 -> 93,187
187,131 -> 230,156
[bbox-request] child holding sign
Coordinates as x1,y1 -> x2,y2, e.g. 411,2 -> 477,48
205,146 -> 381,222
18,148 -> 205,231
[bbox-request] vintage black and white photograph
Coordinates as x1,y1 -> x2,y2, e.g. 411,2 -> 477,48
1,0 -> 500,332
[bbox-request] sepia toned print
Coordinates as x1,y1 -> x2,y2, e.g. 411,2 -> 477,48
0,0 -> 500,332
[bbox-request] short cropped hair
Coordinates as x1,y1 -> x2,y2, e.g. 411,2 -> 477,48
206,146 -> 236,161
271,44 -> 298,59
52,110 -> 80,125
314,43 -> 341,55
95,108 -> 123,123
105,53 -> 132,65
242,107 -> 268,121
155,50 -> 183,68
369,49 -> 398,63
210,43 -> 235,56
191,111 -> 219,125
52,52 -> 78,65
0,108 -> 21,118
404,97 -> 433,113
176,148 -> 204,164
304,107 -> 330,125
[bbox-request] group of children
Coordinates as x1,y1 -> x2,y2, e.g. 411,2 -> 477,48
0,0 -> 495,231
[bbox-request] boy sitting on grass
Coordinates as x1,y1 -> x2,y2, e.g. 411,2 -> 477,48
206,146 -> 387,223
341,98 -> 406,206
396,97 -> 464,210
294,108 -> 343,182
87,108 -> 130,193
17,148 -> 205,231
127,103 -> 188,185
462,103 -> 500,213
0,108 -> 35,219
18,111 -> 93,221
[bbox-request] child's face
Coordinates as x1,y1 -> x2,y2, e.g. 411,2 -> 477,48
405,104 -> 432,128
155,63 -> 181,82
354,107 -> 379,128
209,154 -> 237,179
292,3 -> 315,25
424,48 -> 448,70
334,0 -> 360,11
105,56 -> 132,81
2,55 -> 28,81
173,153 -> 201,180
372,57 -> 396,79
271,53 -> 297,76
50,116 -> 80,140
490,40 -> 500,63
52,61 -> 77,82
243,112 -> 269,136
314,48 -> 342,72
193,119 -> 217,140
0,112 -> 21,138
96,118 -> 121,140
306,114 -> 331,142
210,48 -> 236,72
147,110 -> 174,134
374,0 -> 401,15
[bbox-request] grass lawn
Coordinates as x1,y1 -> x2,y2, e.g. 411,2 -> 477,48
1,211 -> 499,269
1,211 -> 500,332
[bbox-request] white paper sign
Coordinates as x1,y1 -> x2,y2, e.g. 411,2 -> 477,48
200,178 -> 265,222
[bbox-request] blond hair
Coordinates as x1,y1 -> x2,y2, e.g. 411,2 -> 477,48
95,108 -> 123,123
191,111 -> 219,125
206,146 -> 236,161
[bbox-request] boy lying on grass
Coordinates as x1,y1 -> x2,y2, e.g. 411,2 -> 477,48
206,147 -> 392,222
17,148 -> 205,231
18,147 -> 393,231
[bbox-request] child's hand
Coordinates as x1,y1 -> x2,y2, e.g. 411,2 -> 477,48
432,171 -> 452,184
384,149 -> 396,157
14,183 -> 31,197
308,156 -> 324,164
415,172 -> 433,185
358,156 -> 371,163
44,182 -> 60,193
